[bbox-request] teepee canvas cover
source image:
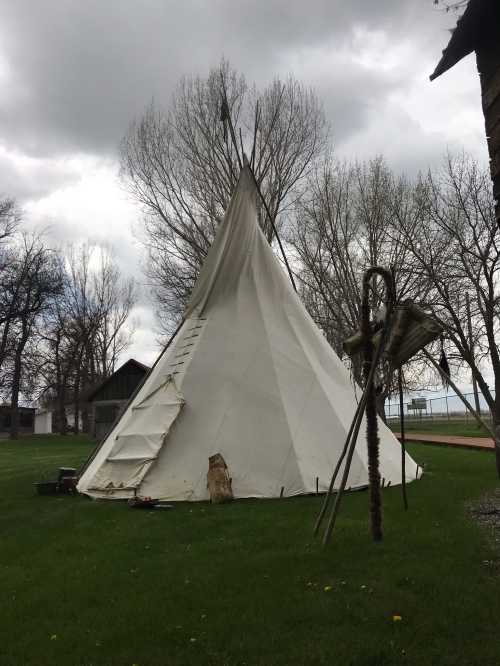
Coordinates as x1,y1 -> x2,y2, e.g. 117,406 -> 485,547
78,167 -> 419,501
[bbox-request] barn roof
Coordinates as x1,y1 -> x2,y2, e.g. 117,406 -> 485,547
86,358 -> 150,402
430,0 -> 498,81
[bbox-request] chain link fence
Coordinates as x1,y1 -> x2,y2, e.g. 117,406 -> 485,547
386,390 -> 495,424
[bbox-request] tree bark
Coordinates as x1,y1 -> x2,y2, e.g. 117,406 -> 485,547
56,382 -> 67,435
375,390 -> 388,425
9,348 -> 23,440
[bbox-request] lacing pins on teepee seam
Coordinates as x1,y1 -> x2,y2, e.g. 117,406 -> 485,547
165,318 -> 208,375
182,330 -> 202,341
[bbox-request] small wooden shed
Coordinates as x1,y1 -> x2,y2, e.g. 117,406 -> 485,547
87,359 -> 150,440
0,405 -> 35,436
430,0 -> 500,226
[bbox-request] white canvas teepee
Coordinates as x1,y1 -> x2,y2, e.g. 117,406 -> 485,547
78,167 -> 420,501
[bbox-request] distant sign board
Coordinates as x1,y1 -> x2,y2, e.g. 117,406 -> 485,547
408,398 -> 427,411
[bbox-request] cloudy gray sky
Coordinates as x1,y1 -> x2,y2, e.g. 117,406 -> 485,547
0,0 -> 488,370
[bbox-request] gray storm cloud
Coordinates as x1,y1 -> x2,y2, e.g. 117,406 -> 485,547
0,0 -> 487,359
0,0 -> 468,159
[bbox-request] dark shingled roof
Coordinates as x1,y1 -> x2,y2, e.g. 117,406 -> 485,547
430,0 -> 498,81
86,358 -> 150,402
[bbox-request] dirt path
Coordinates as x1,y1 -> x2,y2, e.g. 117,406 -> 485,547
394,432 -> 494,451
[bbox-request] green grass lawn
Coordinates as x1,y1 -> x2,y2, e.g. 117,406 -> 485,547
1,435 -> 500,665
388,418 -> 492,438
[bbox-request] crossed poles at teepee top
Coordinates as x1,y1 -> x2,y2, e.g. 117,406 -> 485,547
219,75 -> 298,294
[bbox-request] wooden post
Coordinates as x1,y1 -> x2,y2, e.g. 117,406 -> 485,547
322,392 -> 369,545
315,385 -> 366,535
318,268 -> 394,545
315,339 -> 382,538
361,268 -> 394,543
398,368 -> 409,511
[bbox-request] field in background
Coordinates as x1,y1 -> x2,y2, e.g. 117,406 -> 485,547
388,418 -> 491,438
386,390 -> 495,434
1,435 -> 500,665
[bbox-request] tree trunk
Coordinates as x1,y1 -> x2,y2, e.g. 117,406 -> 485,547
375,390 -> 388,425
9,314 -> 31,441
492,399 -> 500,479
73,388 -> 80,435
56,385 -> 67,435
9,348 -> 23,440
81,403 -> 90,434
465,293 -> 481,422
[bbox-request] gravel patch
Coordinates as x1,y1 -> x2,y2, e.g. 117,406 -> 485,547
466,488 -> 500,572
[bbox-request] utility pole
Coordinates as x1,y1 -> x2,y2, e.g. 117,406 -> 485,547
465,292 -> 482,421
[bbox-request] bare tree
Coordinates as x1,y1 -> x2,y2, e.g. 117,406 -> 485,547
0,198 -> 20,246
0,200 -> 23,378
290,157 -> 434,417
1,234 -> 63,439
38,244 -> 137,434
64,244 -> 102,433
0,228 -> 53,378
39,294 -> 76,434
396,154 -> 500,472
121,60 -> 329,329
92,247 -> 137,377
